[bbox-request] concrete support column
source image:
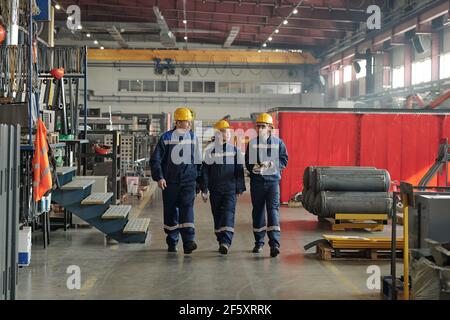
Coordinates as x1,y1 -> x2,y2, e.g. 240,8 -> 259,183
431,32 -> 440,81
383,51 -> 391,91
404,44 -> 413,88
338,68 -> 345,98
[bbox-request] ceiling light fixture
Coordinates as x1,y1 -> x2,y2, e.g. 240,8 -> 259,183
100,46 -> 104,50
268,36 -> 272,41
183,20 -> 187,24
55,4 -> 61,10
293,8 -> 298,14
93,40 -> 98,44
184,36 -> 188,40
86,33 -> 91,38
283,19 -> 288,25
275,29 -> 279,33
257,49 -> 261,53
77,25 -> 83,30
262,43 -> 267,47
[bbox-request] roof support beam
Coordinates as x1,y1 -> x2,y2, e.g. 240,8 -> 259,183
223,26 -> 240,47
106,26 -> 128,48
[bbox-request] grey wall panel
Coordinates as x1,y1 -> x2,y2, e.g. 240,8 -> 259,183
0,125 -> 6,300
0,124 -> 19,300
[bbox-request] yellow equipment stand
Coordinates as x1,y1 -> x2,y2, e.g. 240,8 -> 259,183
326,213 -> 388,232
402,195 -> 410,300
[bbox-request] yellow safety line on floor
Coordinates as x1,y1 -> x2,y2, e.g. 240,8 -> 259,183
321,261 -> 363,296
128,193 -> 153,219
80,276 -> 98,296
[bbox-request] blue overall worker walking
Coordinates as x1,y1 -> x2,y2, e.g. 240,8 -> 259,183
150,107 -> 202,254
200,120 -> 246,255
245,113 -> 288,257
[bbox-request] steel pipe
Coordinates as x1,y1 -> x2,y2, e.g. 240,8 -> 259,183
317,192 -> 392,218
314,167 -> 391,192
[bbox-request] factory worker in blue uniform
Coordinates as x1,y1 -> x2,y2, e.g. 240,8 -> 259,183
150,107 -> 202,254
245,113 -> 288,258
200,120 -> 246,255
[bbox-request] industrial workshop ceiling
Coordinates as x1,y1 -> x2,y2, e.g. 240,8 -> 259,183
53,0 -> 391,53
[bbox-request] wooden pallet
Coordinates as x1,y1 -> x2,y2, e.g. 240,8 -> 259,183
288,200 -> 302,208
316,241 -> 403,261
326,213 -> 388,232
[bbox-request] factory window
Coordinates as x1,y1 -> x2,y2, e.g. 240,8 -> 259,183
130,80 -> 143,92
204,82 -> 215,93
155,80 -> 167,92
356,60 -> 367,79
192,81 -> 204,93
440,52 -> 450,80
243,82 -> 252,93
218,82 -> 229,93
412,58 -> 431,85
334,71 -> 340,86
143,81 -> 154,92
228,82 -> 242,93
343,65 -> 352,83
392,66 -> 404,89
183,81 -> 191,92
118,80 -> 130,92
260,83 -> 277,94
277,83 -> 290,94
168,81 -> 179,92
289,83 -> 301,94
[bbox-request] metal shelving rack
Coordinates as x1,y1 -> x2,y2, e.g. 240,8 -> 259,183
80,130 -> 122,204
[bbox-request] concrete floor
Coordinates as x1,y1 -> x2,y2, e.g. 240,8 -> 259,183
18,189 -> 403,300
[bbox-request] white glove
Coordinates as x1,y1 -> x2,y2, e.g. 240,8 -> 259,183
260,161 -> 273,169
252,164 -> 263,175
201,192 -> 209,203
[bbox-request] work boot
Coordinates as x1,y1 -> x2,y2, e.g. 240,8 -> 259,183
167,245 -> 177,253
270,246 -> 280,258
219,244 -> 229,255
184,241 -> 197,254
252,245 -> 263,253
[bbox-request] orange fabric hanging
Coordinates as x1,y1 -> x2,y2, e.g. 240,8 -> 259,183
32,119 -> 52,201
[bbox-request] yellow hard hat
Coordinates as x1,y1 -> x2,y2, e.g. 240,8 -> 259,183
214,120 -> 231,130
256,112 -> 273,125
174,107 -> 194,121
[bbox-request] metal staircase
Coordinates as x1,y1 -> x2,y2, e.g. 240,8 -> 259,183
52,167 -> 150,243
